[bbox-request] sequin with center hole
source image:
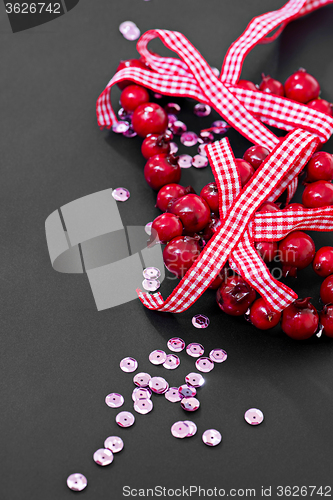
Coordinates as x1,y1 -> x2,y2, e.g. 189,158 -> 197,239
67,473 -> 87,492
185,372 -> 205,388
195,357 -> 214,373
112,121 -> 130,134
142,279 -> 160,291
181,397 -> 200,412
198,130 -> 214,143
171,120 -> 187,135
149,349 -> 167,365
194,103 -> 211,117
116,411 -> 135,427
202,429 -> 222,446
112,187 -> 130,202
211,120 -> 229,134
134,398 -> 153,414
143,267 -> 161,279
192,155 -> 208,169
165,103 -> 181,115
211,67 -> 220,77
169,142 -> 178,155
180,131 -> 198,147
132,387 -> 152,401
244,408 -> 264,425
149,376 -> 169,394
209,348 -> 227,363
104,436 -> 124,453
178,154 -> 192,169
167,114 -> 178,127
186,343 -> 204,358
184,420 -> 197,437
105,393 -> 124,408
123,126 -> 137,138
163,354 -> 180,370
145,222 -> 152,235
171,421 -> 189,438
198,144 -> 208,157
118,107 -> 132,121
165,387 -> 182,402
133,372 -> 151,387
93,448 -> 113,466
178,384 -> 197,398
119,21 -> 140,41
167,337 -> 185,352
192,314 -> 210,328
120,357 -> 138,373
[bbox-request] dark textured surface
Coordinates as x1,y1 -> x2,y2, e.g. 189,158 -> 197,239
1,1 -> 333,499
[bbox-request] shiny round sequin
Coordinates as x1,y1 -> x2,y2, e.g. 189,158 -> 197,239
119,21 -> 140,41
116,411 -> 135,428
123,126 -> 137,138
112,121 -> 130,134
105,393 -> 124,408
202,429 -> 222,446
211,120 -> 229,134
197,144 -> 207,157
167,114 -> 178,127
171,120 -> 187,135
184,420 -> 197,437
181,397 -> 200,412
194,103 -> 211,117
244,408 -> 264,425
93,448 -> 113,466
145,222 -> 152,235
143,267 -> 161,279
178,154 -> 192,169
195,357 -> 214,373
178,384 -> 197,398
132,387 -> 152,401
104,436 -> 124,453
192,314 -> 210,329
198,130 -> 214,143
167,337 -> 185,352
154,93 -> 163,99
169,141 -> 178,155
149,349 -> 167,365
142,279 -> 160,291
112,187 -> 130,202
180,131 -> 198,147
185,372 -> 205,388
211,67 -> 220,77
67,473 -> 87,492
163,354 -> 180,370
186,343 -> 204,358
209,348 -> 227,363
118,107 -> 132,120
133,372 -> 151,387
134,398 -> 153,414
192,155 -> 208,169
165,387 -> 182,403
171,421 -> 189,439
165,103 -> 181,115
149,376 -> 169,394
120,357 -> 138,373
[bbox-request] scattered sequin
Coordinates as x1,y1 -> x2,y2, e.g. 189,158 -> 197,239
134,398 -> 153,414
163,129 -> 173,142
194,103 -> 211,117
118,107 -> 132,121
67,474 -> 87,492
180,131 -> 198,147
198,130 -> 214,143
145,222 -> 153,235
167,114 -> 178,127
211,120 -> 229,134
171,421 -> 189,439
211,67 -> 220,78
149,349 -> 167,365
244,408 -> 264,425
171,120 -> 187,135
104,436 -> 124,453
195,357 -> 214,373
120,357 -> 138,373
112,121 -> 130,134
178,154 -> 192,169
163,354 -> 180,370
169,142 -> 178,155
186,343 -> 204,358
165,103 -> 181,115
143,267 -> 161,279
119,21 -> 140,41
154,93 -> 163,99
165,387 -> 182,403
192,314 -> 210,328
133,372 -> 151,387
185,372 -> 205,388
142,279 -> 160,291
132,387 -> 152,401
209,349 -> 227,363
178,384 -> 197,398
93,448 -> 113,466
197,144 -> 208,157
105,393 -> 124,408
181,397 -> 200,412
112,187 -> 130,202
167,337 -> 185,352
116,411 -> 135,428
184,420 -> 197,437
123,126 -> 137,138
202,429 -> 222,446
149,376 -> 169,394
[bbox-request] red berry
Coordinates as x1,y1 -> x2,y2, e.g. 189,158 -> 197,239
257,202 -> 280,213
259,74 -> 284,96
132,103 -> 168,137
307,98 -> 333,116
141,134 -> 170,160
208,267 -> 229,290
216,275 -> 256,316
320,305 -> 333,338
235,159 -> 255,187
156,183 -> 187,211
305,152 -> 333,182
255,241 -> 278,263
278,231 -> 315,277
284,68 -> 320,103
243,145 -> 270,170
284,203 -> 304,210
151,213 -> 183,244
116,59 -> 148,90
320,275 -> 333,304
236,80 -> 257,91
200,183 -> 219,214
249,297 -> 281,330
312,246 -> 333,277
169,194 -> 211,233
144,154 -> 181,191
281,298 -> 319,340
302,180 -> 333,208
163,236 -> 201,279
120,85 -> 150,112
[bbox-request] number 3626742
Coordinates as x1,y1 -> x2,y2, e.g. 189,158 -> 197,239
5,3 -> 61,14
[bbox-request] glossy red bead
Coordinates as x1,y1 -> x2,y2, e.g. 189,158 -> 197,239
259,74 -> 284,96
208,267 -> 228,290
132,103 -> 168,137
257,202 -> 280,213
320,305 -> 333,338
281,298 -> 319,340
243,145 -> 270,170
144,155 -> 181,191
120,85 -> 150,112
284,203 -> 305,210
151,213 -> 183,244
255,241 -> 278,263
116,59 -> 148,90
141,134 -> 170,160
236,80 -> 257,91
200,183 -> 219,214
284,68 -> 320,103
156,184 -> 187,211
169,194 -> 211,233
307,98 -> 333,116
278,231 -> 315,277
312,246 -> 333,277
320,275 -> 333,304
305,152 -> 333,182
216,275 -> 256,316
201,215 -> 221,243
302,180 -> 333,208
249,297 -> 281,330
163,236 -> 201,278
235,159 -> 255,187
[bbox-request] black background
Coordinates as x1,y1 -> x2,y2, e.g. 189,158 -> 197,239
1,1 -> 333,499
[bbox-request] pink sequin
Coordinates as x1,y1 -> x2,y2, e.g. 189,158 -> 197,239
149,376 -> 169,394
132,387 -> 152,401
104,436 -> 124,453
133,372 -> 151,387
67,474 -> 87,492
116,411 -> 135,427
165,387 -> 182,403
209,349 -> 227,363
178,384 -> 197,398
142,279 -> 160,291
165,103 -> 181,115
105,393 -> 124,408
180,131 -> 198,147
186,343 -> 204,358
192,155 -> 208,169
178,154 -> 192,169
167,337 -> 185,352
244,408 -> 264,425
123,126 -> 137,138
112,188 -> 130,202
171,421 -> 189,439
211,120 -> 229,134
192,314 -> 210,328
202,429 -> 222,446
197,144 -> 208,157
185,372 -> 205,388
119,21 -> 140,41
112,121 -> 130,133
93,448 -> 113,466
181,397 -> 200,412
184,420 -> 197,437
193,103 -> 211,117
143,267 -> 161,279
145,222 -> 153,235
195,357 -> 214,373
163,354 -> 180,370
120,357 -> 138,373
149,349 -> 167,365
134,398 -> 153,414
171,120 -> 187,135
169,142 -> 179,155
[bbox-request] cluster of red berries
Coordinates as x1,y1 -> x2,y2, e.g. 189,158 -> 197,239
114,59 -> 333,341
